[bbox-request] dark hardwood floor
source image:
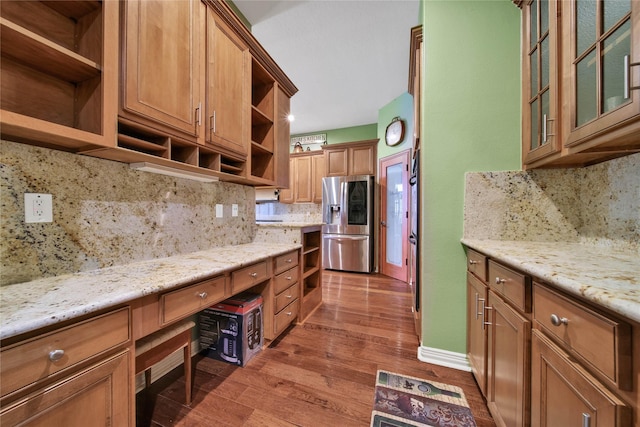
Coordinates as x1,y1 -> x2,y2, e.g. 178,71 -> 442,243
137,270 -> 495,426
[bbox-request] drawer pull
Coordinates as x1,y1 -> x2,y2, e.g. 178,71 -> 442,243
48,349 -> 65,362
495,277 -> 506,284
286,276 -> 292,281
250,272 -> 258,278
198,292 -> 208,299
286,311 -> 293,316
286,294 -> 293,299
550,314 -> 569,326
286,258 -> 293,263
469,260 -> 478,265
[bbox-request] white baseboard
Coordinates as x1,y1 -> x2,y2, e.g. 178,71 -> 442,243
417,345 -> 471,372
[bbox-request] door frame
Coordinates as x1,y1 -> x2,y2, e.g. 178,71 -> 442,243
379,149 -> 411,282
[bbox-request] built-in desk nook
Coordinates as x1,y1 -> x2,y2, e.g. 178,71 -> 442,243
0,243 -> 302,426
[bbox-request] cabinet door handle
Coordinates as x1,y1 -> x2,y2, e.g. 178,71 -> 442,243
198,292 -> 208,299
542,114 -> 556,142
195,102 -> 201,126
582,413 -> 591,427
483,305 -> 493,329
475,295 -> 485,320
212,111 -> 216,133
624,55 -> 640,99
49,349 -> 65,362
550,313 -> 569,326
250,272 -> 258,278
495,277 -> 506,285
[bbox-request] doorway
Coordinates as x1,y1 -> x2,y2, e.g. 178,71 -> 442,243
379,150 -> 410,282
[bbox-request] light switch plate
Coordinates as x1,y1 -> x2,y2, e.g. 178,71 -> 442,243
25,193 -> 53,223
216,204 -> 223,218
232,204 -> 238,217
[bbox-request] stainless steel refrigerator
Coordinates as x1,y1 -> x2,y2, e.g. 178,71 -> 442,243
321,175 -> 374,273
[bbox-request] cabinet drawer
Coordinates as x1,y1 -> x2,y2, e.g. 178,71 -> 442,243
162,276 -> 226,325
488,260 -> 531,313
231,260 -> 269,294
533,284 -> 631,390
1,307 -> 130,398
275,283 -> 300,313
274,298 -> 299,336
274,251 -> 299,275
274,266 -> 299,295
467,249 -> 487,282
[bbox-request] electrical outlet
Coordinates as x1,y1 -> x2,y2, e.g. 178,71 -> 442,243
232,204 -> 238,217
216,204 -> 223,218
25,193 -> 53,223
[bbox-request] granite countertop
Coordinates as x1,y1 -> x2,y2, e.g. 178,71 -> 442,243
0,242 -> 300,341
461,239 -> 640,323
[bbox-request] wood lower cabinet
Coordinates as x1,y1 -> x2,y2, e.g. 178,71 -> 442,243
486,289 -> 531,427
467,271 -> 488,396
0,350 -> 131,427
264,250 -> 300,340
467,246 -> 639,427
531,330 -> 630,427
299,226 -> 322,322
324,139 -> 377,177
0,307 -> 132,426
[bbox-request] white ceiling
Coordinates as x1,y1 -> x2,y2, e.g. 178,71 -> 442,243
233,0 -> 420,135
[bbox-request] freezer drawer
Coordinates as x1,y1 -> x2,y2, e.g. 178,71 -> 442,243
322,234 -> 372,273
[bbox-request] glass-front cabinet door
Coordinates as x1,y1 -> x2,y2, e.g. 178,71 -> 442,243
522,0 -> 561,165
562,0 -> 640,149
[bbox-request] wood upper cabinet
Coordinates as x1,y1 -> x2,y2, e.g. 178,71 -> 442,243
121,0 -> 204,140
206,7 -> 249,155
560,0 -> 640,153
294,155 -> 313,203
324,139 -> 377,177
279,152 -> 324,204
312,153 -> 325,203
0,0 -> 118,151
518,0 -> 640,168
531,330 -> 630,427
521,0 -> 561,165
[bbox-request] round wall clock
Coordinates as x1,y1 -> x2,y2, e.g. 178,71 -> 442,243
385,117 -> 405,146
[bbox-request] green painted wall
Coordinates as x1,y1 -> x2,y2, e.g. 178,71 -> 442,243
420,0 -> 521,353
292,123 -> 377,146
377,92 -> 414,160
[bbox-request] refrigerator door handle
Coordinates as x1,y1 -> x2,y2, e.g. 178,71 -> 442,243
325,235 -> 369,242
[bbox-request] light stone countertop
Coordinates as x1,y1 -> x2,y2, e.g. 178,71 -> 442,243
461,239 -> 640,323
0,242 -> 300,341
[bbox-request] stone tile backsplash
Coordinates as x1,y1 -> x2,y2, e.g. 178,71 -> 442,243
464,153 -> 640,253
1,141 -> 256,285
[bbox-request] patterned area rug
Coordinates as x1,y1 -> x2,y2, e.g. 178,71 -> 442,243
371,370 -> 477,427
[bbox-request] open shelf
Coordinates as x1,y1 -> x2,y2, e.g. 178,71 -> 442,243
0,0 -> 115,150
